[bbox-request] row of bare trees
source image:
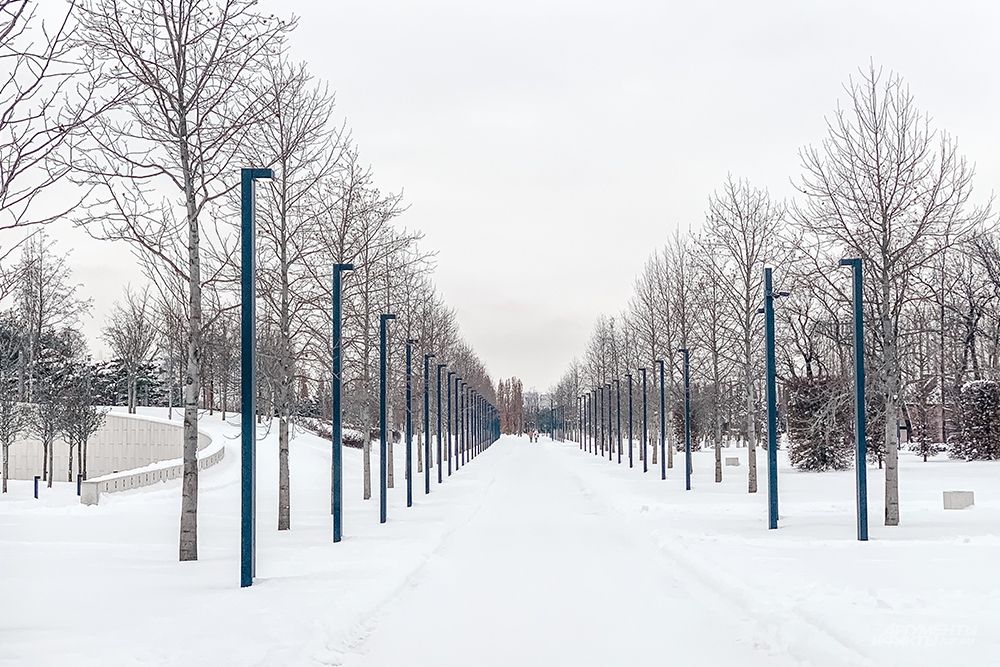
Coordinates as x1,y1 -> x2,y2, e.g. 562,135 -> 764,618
551,65 -> 994,528
0,1 -> 496,560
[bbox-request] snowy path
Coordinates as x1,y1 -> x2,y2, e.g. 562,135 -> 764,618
342,437 -> 782,667
5,413 -> 997,666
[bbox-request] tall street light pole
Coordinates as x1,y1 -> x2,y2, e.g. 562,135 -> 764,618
615,379 -> 622,464
626,373 -> 634,468
423,353 -> 435,494
678,348 -> 692,491
240,167 -> 272,589
656,359 -> 666,481
447,371 -> 455,475
331,262 -> 353,542
762,267 -> 784,530
379,313 -> 396,523
405,340 -> 416,508
841,258 -> 869,542
639,368 -> 648,474
436,363 -> 445,483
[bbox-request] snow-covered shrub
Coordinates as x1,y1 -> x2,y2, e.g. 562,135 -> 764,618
298,417 -> 368,448
786,376 -> 853,471
907,440 -> 945,459
953,380 -> 1000,460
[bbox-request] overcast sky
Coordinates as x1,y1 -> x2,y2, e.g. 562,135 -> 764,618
62,0 -> 1000,390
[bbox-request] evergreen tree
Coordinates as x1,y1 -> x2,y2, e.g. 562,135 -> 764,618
786,376 -> 853,471
953,380 -> 1000,460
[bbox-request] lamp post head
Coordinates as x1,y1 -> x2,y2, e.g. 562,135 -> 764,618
333,263 -> 355,272
840,257 -> 861,268
244,167 -> 273,180
380,313 -> 395,322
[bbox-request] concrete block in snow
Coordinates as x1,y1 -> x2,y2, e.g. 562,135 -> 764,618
943,491 -> 974,510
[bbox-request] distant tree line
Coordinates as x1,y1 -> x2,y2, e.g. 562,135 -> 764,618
496,378 -> 524,435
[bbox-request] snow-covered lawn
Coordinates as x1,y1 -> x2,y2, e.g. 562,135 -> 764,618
2,411 -> 997,666
561,442 -> 1000,665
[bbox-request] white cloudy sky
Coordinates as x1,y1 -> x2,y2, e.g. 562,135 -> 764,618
54,0 -> 1000,390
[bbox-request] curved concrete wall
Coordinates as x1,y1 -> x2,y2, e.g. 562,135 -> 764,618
4,411 -> 211,481
80,435 -> 224,505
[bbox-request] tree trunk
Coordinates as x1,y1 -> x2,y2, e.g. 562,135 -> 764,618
387,413 -> 394,488
882,294 -> 901,526
666,407 -> 674,468
46,436 -> 53,488
68,441 -> 74,482
714,405 -> 723,483
2,441 -> 8,492
939,258 -> 947,444
363,435 -> 371,500
178,120 -> 201,562
714,352 -> 723,483
278,415 -> 290,530
168,362 -> 174,421
42,438 -> 48,481
650,412 -> 658,465
277,222 -> 292,530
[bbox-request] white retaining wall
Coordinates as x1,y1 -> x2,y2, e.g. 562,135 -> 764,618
80,436 -> 224,505
4,410 -> 212,481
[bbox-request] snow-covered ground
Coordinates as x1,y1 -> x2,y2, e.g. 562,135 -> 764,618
2,410 -> 997,666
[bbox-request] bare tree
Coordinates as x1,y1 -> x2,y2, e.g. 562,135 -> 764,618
14,232 -> 90,400
58,365 -> 105,481
693,239 -> 731,482
0,313 -> 28,491
795,64 -> 989,525
30,373 -> 62,488
103,287 -> 157,414
226,56 -> 344,529
630,258 -> 660,464
304,150 -> 412,501
74,0 -> 293,560
0,1 -> 108,233
702,177 -> 784,493
664,231 -> 698,451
